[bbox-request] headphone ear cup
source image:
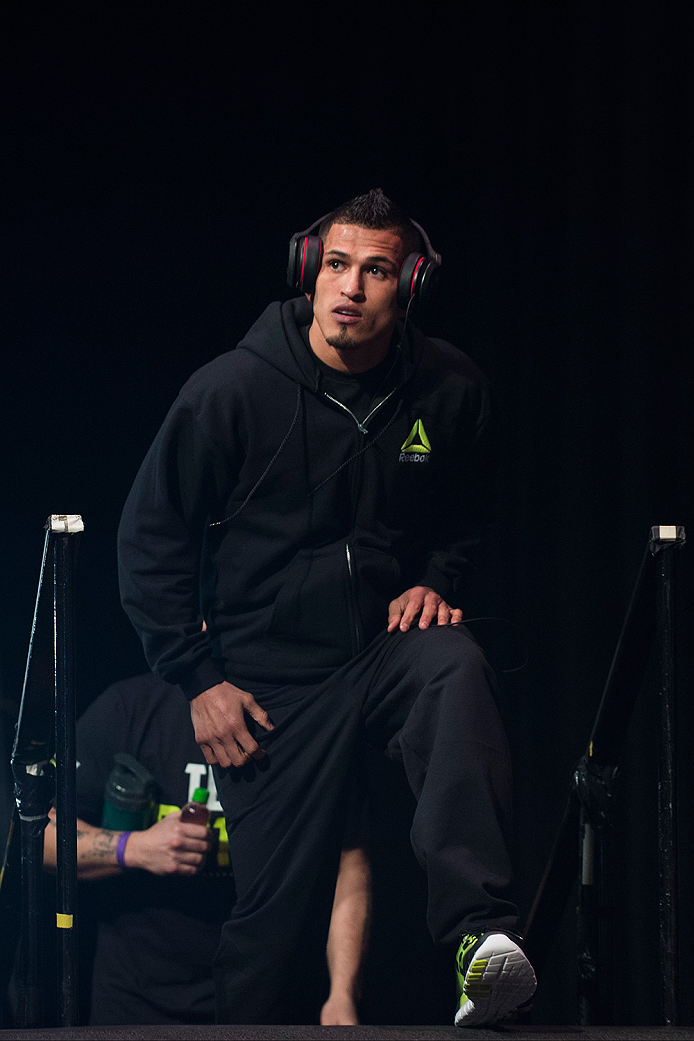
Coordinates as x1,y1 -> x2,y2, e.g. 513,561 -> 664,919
287,234 -> 324,292
398,251 -> 441,309
414,255 -> 440,306
398,252 -> 426,309
295,235 -> 323,294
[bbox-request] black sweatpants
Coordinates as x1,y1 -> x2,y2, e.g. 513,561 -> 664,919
213,625 -> 517,1024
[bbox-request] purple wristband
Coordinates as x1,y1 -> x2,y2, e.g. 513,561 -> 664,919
116,831 -> 132,869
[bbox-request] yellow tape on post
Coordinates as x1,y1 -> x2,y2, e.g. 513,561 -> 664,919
56,913 -> 73,929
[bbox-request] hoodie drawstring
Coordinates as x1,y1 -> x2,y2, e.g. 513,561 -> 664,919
309,397 -> 403,496
208,383 -> 303,529
208,377 -> 404,527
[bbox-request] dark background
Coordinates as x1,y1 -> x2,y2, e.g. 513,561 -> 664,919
1,0 -> 693,1027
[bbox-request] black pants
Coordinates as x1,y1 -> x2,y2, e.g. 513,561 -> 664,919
213,625 -> 518,1024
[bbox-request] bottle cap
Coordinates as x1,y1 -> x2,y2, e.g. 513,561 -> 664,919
192,787 -> 209,804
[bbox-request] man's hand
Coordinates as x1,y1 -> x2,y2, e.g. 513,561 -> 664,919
125,812 -> 211,876
190,680 -> 274,768
44,807 -> 211,880
387,586 -> 463,633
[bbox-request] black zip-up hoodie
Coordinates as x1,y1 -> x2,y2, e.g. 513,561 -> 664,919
118,297 -> 496,699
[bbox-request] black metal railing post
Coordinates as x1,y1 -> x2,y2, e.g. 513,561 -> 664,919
53,516 -> 82,1027
651,526 -> 681,1025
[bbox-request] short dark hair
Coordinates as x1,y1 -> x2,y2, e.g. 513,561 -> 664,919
319,188 -> 422,260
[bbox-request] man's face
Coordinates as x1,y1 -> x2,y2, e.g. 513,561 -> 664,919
308,223 -> 404,371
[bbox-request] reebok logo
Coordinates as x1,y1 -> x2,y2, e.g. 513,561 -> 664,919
399,419 -> 431,463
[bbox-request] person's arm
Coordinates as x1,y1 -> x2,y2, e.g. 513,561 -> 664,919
118,400 -> 228,699
119,395 -> 276,769
320,846 -> 372,1027
118,379 -> 267,705
43,807 -> 210,881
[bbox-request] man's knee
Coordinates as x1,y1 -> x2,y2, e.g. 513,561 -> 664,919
417,625 -> 492,682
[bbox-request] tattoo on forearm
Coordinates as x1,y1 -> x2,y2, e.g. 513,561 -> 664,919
91,830 -> 119,860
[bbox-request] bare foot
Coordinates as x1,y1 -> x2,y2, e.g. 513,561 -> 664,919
320,994 -> 359,1025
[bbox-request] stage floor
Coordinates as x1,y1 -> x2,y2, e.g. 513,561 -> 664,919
1,1025 -> 693,1040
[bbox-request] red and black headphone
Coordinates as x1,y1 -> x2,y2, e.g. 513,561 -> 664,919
287,212 -> 442,309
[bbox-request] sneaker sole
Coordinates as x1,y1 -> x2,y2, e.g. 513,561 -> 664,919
454,935 -> 537,1027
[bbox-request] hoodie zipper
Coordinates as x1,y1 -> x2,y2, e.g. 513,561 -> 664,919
345,542 -> 362,654
322,387 -> 397,435
323,381 -> 398,655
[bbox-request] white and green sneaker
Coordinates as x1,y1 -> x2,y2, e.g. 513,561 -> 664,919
454,932 -> 537,1027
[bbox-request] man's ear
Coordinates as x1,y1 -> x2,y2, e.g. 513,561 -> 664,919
305,291 -> 315,304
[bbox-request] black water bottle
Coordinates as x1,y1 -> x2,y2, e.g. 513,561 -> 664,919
101,753 -> 157,831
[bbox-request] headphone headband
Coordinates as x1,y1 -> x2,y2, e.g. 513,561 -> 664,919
287,213 -> 442,308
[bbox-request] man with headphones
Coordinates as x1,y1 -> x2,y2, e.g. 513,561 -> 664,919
118,189 -> 536,1026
